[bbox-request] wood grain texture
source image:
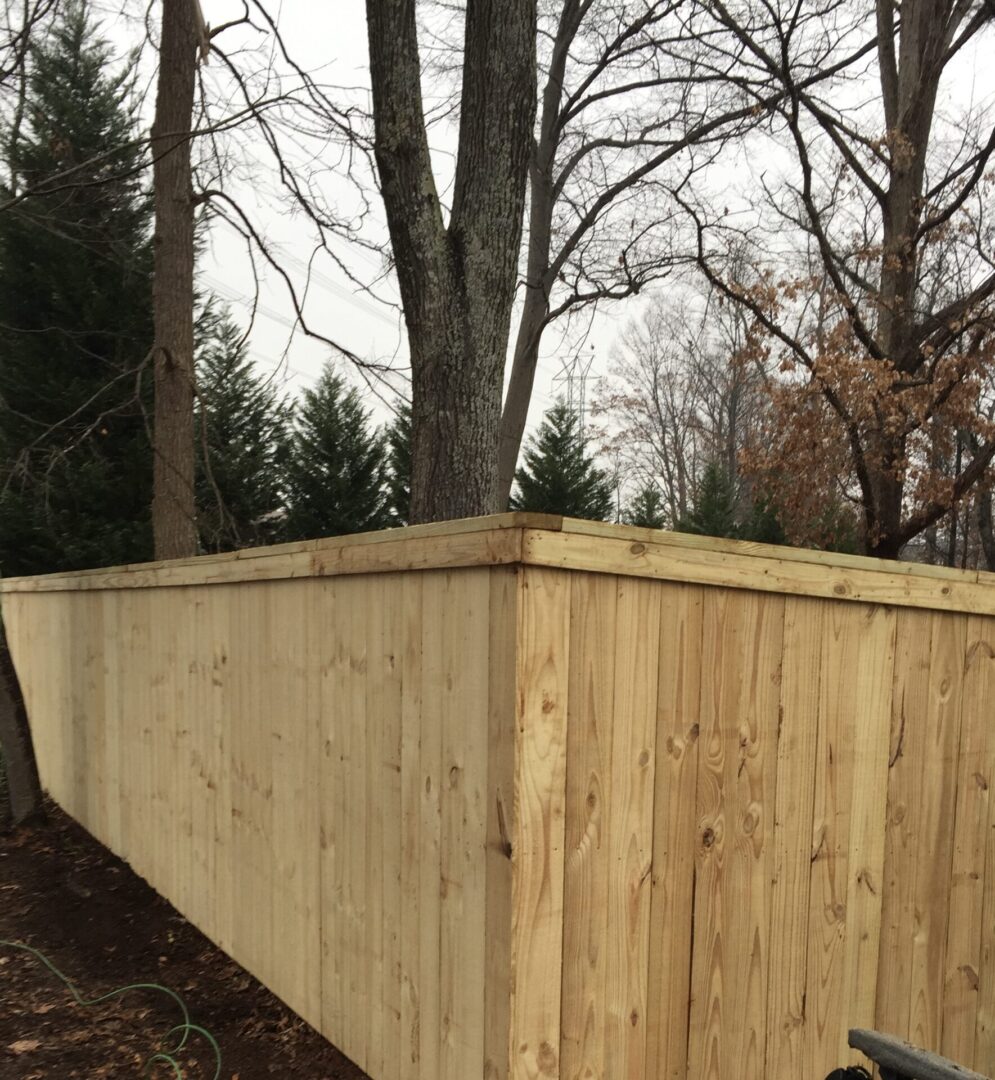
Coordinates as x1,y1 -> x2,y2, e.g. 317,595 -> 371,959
909,614 -> 968,1053
522,528 -> 995,617
646,583 -> 705,1080
561,573 -> 618,1080
943,618 -> 995,1063
877,608 -> 935,1043
602,577 -> 662,1080
690,589 -> 784,1080
765,596 -> 825,1080
511,566 -> 571,1080
8,544 -> 995,1080
485,567 -> 518,1080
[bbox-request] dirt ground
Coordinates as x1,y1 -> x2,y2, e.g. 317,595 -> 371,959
0,802 -> 369,1079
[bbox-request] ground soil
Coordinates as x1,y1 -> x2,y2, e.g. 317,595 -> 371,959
0,802 -> 369,1079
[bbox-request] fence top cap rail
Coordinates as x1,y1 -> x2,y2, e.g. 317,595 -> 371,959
2,512 -> 995,616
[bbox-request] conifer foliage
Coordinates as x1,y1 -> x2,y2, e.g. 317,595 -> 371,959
385,399 -> 411,527
676,460 -> 741,539
623,483 -> 667,529
0,2 -> 153,574
195,306 -> 291,552
282,366 -> 391,540
511,401 -> 614,521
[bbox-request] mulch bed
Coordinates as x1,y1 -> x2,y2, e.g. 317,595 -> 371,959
0,801 -> 369,1079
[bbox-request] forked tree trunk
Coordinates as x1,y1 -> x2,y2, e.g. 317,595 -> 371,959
151,0 -> 199,558
0,615 -> 43,827
367,0 -> 536,524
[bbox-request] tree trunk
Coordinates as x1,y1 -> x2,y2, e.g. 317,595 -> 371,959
0,615 -> 43,827
151,0 -> 199,558
496,1 -> 580,509
368,0 -> 536,524
978,490 -> 995,571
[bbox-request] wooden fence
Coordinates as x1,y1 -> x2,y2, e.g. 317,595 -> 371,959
3,513 -> 995,1080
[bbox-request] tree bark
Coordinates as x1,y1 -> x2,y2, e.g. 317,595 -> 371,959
496,1 -> 580,508
367,0 -> 536,523
0,614 -> 43,827
151,0 -> 199,558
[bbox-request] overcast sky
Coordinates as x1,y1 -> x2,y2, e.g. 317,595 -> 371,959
191,0 -> 622,432
102,2 -> 994,438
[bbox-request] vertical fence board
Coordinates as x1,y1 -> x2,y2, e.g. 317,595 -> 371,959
561,573 -> 617,1080
646,582 -> 705,1080
418,572 -> 445,1080
944,617 -> 995,1062
838,605 -> 897,1066
380,577 -> 404,1080
877,608 -> 934,1041
511,566 -> 570,1080
766,596 -> 825,1080
398,573 -> 423,1080
602,577 -> 661,1079
485,567 -> 517,1080
908,613 -> 967,1053
440,570 -> 491,1080
688,589 -> 783,1080
365,577 -> 387,1080
319,578 -> 346,1051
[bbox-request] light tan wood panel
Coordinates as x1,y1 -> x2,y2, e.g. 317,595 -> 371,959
688,588 -> 783,1080
511,566 -> 571,1080
228,582 -> 275,996
379,576 -> 405,1080
397,572 -> 424,1080
944,617 -> 995,1064
439,570 -> 492,1080
805,603 -> 895,1078
766,596 -> 825,1080
318,577 -> 348,1052
836,604 -> 896,1066
268,579 -> 321,1029
646,582 -> 705,1080
484,566 -> 518,1080
908,613 -> 968,1052
876,608 -> 935,1042
561,573 -> 618,1080
416,572 -> 444,1080
602,577 -> 662,1079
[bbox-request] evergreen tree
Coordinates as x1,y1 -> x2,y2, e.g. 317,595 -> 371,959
624,482 -> 666,529
282,367 -> 391,540
511,401 -> 613,520
385,399 -> 411,526
677,460 -> 740,539
740,497 -> 786,544
195,306 -> 292,552
0,2 -> 153,574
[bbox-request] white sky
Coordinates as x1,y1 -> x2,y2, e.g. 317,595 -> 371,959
190,0 -> 631,431
100,2 -> 994,438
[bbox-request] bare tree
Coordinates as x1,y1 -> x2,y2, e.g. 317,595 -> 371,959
593,279 -> 766,525
492,0 -> 879,505
689,0 -> 995,557
366,0 -> 537,521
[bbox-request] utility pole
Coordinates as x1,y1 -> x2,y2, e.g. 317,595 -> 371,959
551,346 -> 596,433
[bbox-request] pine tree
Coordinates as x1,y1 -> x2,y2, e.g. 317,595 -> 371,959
385,399 -> 411,526
282,367 -> 391,540
624,482 -> 667,529
195,306 -> 292,552
677,460 -> 740,539
740,497 -> 786,544
511,401 -> 614,520
0,2 -> 153,574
